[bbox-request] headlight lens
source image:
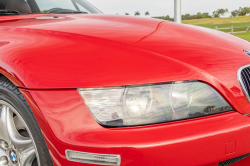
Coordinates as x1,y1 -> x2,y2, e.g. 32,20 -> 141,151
78,81 -> 232,127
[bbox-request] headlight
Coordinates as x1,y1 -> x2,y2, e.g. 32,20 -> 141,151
78,81 -> 232,127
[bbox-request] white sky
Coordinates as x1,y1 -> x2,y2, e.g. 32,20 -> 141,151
87,0 -> 250,17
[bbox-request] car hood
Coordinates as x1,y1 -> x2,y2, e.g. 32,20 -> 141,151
0,14 -> 162,45
1,14 -> 250,114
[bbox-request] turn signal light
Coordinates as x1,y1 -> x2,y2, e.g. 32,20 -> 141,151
66,150 -> 121,166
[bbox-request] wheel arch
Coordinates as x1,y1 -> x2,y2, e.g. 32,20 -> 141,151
0,67 -> 26,88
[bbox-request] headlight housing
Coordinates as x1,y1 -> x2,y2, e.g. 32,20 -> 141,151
78,81 -> 232,127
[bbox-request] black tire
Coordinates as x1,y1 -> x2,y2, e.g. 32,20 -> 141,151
0,76 -> 53,166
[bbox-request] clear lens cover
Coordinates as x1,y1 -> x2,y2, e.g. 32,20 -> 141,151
66,150 -> 121,166
78,81 -> 232,127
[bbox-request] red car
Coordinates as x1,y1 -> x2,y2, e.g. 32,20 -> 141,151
1,0 -> 250,166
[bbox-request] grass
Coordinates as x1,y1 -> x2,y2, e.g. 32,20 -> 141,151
183,15 -> 250,32
196,22 -> 249,29
232,32 -> 250,42
194,22 -> 249,33
183,15 -> 250,41
183,15 -> 250,25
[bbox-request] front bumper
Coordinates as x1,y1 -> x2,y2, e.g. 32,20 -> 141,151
20,89 -> 250,166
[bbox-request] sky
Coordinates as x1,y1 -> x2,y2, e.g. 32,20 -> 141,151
87,0 -> 249,17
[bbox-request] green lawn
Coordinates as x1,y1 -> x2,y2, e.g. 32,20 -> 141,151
196,22 -> 250,33
183,15 -> 250,32
182,15 -> 250,41
196,22 -> 250,29
233,32 -> 250,42
183,15 -> 250,25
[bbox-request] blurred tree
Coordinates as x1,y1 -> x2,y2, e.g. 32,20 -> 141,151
145,11 -> 150,16
213,13 -> 220,18
182,12 -> 211,20
231,10 -> 240,17
135,11 -> 140,16
239,7 -> 250,16
125,13 -> 129,15
202,12 -> 211,18
152,15 -> 174,21
165,15 -> 174,21
197,12 -> 202,19
213,8 -> 229,17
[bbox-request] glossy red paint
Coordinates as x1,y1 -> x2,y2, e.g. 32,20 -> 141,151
1,12 -> 250,166
1,14 -> 250,115
20,89 -> 250,166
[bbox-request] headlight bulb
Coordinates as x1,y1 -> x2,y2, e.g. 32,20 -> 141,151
123,86 -> 153,117
170,82 -> 194,119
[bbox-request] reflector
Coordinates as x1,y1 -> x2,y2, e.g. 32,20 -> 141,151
66,150 -> 121,166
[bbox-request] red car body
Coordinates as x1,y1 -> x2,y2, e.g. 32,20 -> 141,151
1,13 -> 250,166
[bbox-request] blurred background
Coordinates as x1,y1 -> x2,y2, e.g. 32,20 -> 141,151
88,0 -> 250,41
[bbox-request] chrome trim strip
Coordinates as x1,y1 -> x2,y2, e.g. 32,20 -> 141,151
237,64 -> 250,103
244,50 -> 250,56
